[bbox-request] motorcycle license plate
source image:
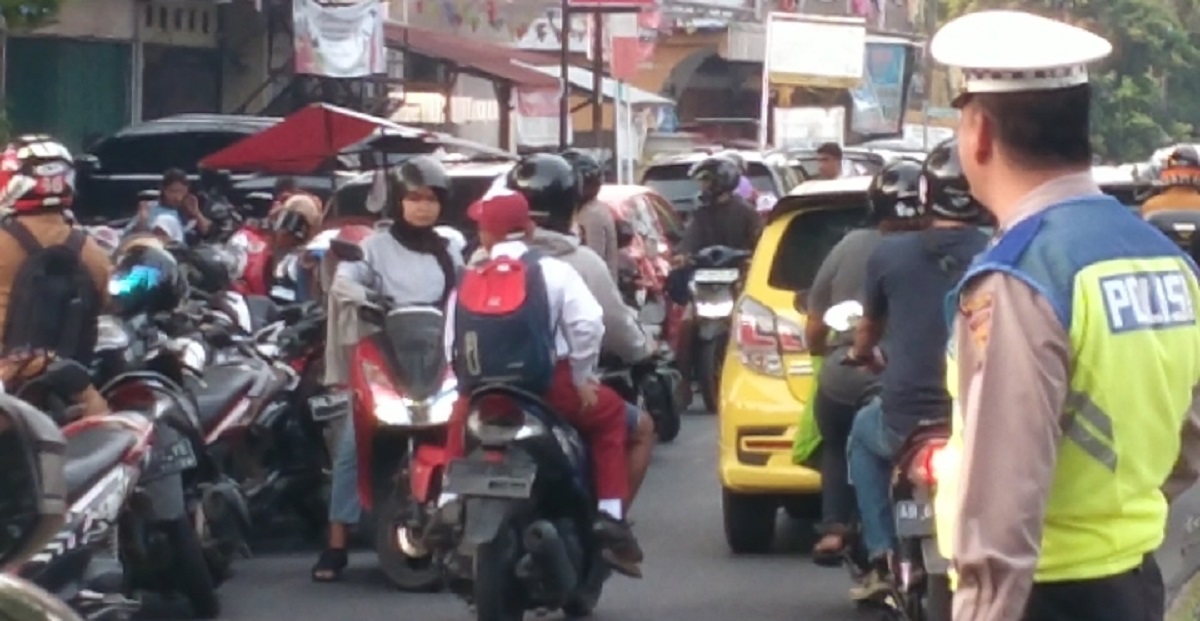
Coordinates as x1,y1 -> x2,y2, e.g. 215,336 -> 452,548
692,268 -> 740,284
142,439 -> 198,482
894,499 -> 935,537
309,391 -> 351,422
443,459 -> 536,499
270,285 -> 297,302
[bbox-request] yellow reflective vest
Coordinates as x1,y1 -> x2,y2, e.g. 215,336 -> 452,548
936,196 -> 1200,582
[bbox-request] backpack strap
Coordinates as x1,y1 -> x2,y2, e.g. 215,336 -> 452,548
64,229 -> 87,254
3,221 -> 43,256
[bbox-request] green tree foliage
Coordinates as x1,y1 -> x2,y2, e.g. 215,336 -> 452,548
942,0 -> 1200,160
1,0 -> 62,29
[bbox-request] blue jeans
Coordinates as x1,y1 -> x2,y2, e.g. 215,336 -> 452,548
328,419 -> 362,525
847,397 -> 905,559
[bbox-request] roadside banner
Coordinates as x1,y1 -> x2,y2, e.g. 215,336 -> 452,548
293,0 -> 386,78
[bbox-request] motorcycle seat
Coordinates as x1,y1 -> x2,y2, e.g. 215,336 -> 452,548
245,295 -> 281,332
186,365 -> 256,433
64,424 -> 138,500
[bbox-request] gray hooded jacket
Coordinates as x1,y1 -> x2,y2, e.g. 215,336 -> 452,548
469,228 -> 652,364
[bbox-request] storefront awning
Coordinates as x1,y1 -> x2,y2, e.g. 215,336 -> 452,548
524,64 -> 674,106
384,23 -> 560,89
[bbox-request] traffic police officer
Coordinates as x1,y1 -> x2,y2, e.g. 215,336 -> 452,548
930,11 -> 1200,621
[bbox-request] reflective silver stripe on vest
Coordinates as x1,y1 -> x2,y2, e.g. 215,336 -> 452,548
1062,391 -> 1118,471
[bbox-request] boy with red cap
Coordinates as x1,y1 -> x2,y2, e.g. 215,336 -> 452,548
443,190 -> 645,578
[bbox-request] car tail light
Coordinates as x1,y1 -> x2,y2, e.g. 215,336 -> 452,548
908,440 -> 949,487
733,297 -> 809,378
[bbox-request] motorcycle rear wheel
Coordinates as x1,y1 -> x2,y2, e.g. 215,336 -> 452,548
473,526 -> 525,621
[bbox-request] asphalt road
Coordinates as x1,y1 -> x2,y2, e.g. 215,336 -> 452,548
143,415 -> 879,621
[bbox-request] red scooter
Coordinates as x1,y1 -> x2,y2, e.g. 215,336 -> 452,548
330,240 -> 457,591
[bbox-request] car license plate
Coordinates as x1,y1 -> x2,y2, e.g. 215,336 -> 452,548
142,439 -> 198,482
309,391 -> 351,421
894,499 -> 935,537
692,268 -> 740,284
443,459 -> 536,499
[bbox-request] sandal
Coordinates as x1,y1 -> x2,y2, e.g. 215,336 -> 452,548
811,534 -> 846,568
311,548 -> 348,582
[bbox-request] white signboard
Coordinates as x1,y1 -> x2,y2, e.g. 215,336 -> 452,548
764,13 -> 866,88
773,106 -> 845,150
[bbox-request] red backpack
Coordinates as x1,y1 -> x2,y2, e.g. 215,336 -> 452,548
453,251 -> 556,394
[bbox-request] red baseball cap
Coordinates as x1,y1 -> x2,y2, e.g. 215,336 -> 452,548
469,190 -> 533,237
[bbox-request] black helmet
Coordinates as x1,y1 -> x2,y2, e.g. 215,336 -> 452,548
868,158 -> 924,222
506,153 -> 579,223
561,149 -> 602,204
688,156 -> 740,200
1166,145 -> 1200,170
392,155 -> 450,206
109,244 -> 189,317
175,244 -> 233,294
718,150 -> 747,173
920,138 -> 982,222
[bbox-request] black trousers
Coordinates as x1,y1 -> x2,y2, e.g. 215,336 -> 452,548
813,389 -> 858,530
1022,554 -> 1164,621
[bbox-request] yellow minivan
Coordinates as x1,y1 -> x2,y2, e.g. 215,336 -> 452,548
718,176 -> 874,554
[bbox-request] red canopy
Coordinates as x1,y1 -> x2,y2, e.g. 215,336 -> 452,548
199,103 -> 435,174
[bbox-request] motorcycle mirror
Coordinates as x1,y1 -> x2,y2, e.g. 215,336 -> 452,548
330,239 -> 365,262
0,396 -> 67,571
823,300 -> 864,333
41,359 -> 93,398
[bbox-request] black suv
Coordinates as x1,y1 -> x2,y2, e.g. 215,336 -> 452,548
74,114 -> 279,223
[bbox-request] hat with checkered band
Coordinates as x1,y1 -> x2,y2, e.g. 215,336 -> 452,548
931,11 -> 1112,107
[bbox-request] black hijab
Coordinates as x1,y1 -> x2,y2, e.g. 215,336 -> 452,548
389,216 -> 457,307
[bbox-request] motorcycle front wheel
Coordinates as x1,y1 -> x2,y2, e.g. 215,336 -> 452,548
374,475 -> 441,592
696,337 -> 726,415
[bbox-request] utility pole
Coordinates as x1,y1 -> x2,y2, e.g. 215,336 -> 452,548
920,0 -> 936,150
558,0 -> 571,149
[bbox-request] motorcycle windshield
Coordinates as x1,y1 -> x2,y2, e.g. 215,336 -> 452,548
371,307 -> 446,402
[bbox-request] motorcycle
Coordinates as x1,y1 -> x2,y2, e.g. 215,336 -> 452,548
331,240 -> 457,591
15,353 -> 222,620
824,300 -> 951,621
0,377 -> 87,621
600,350 -> 683,443
686,245 -> 752,413
189,300 -> 343,543
92,307 -> 251,594
439,387 -> 611,621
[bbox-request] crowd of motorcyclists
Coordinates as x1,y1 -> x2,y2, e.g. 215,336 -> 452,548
10,10 -> 1200,621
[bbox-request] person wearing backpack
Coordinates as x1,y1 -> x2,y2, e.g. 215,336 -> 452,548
482,154 -> 657,506
0,135 -> 111,417
444,189 -> 645,578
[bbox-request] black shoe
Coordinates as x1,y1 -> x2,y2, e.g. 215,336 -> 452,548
593,515 -> 644,579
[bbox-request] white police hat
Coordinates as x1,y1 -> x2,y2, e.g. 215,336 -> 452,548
931,11 -> 1112,105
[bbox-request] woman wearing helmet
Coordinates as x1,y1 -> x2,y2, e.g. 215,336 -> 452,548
718,150 -> 757,201
1142,144 -> 1200,216
315,154 -> 464,584
561,149 -> 620,279
842,145 -> 988,601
